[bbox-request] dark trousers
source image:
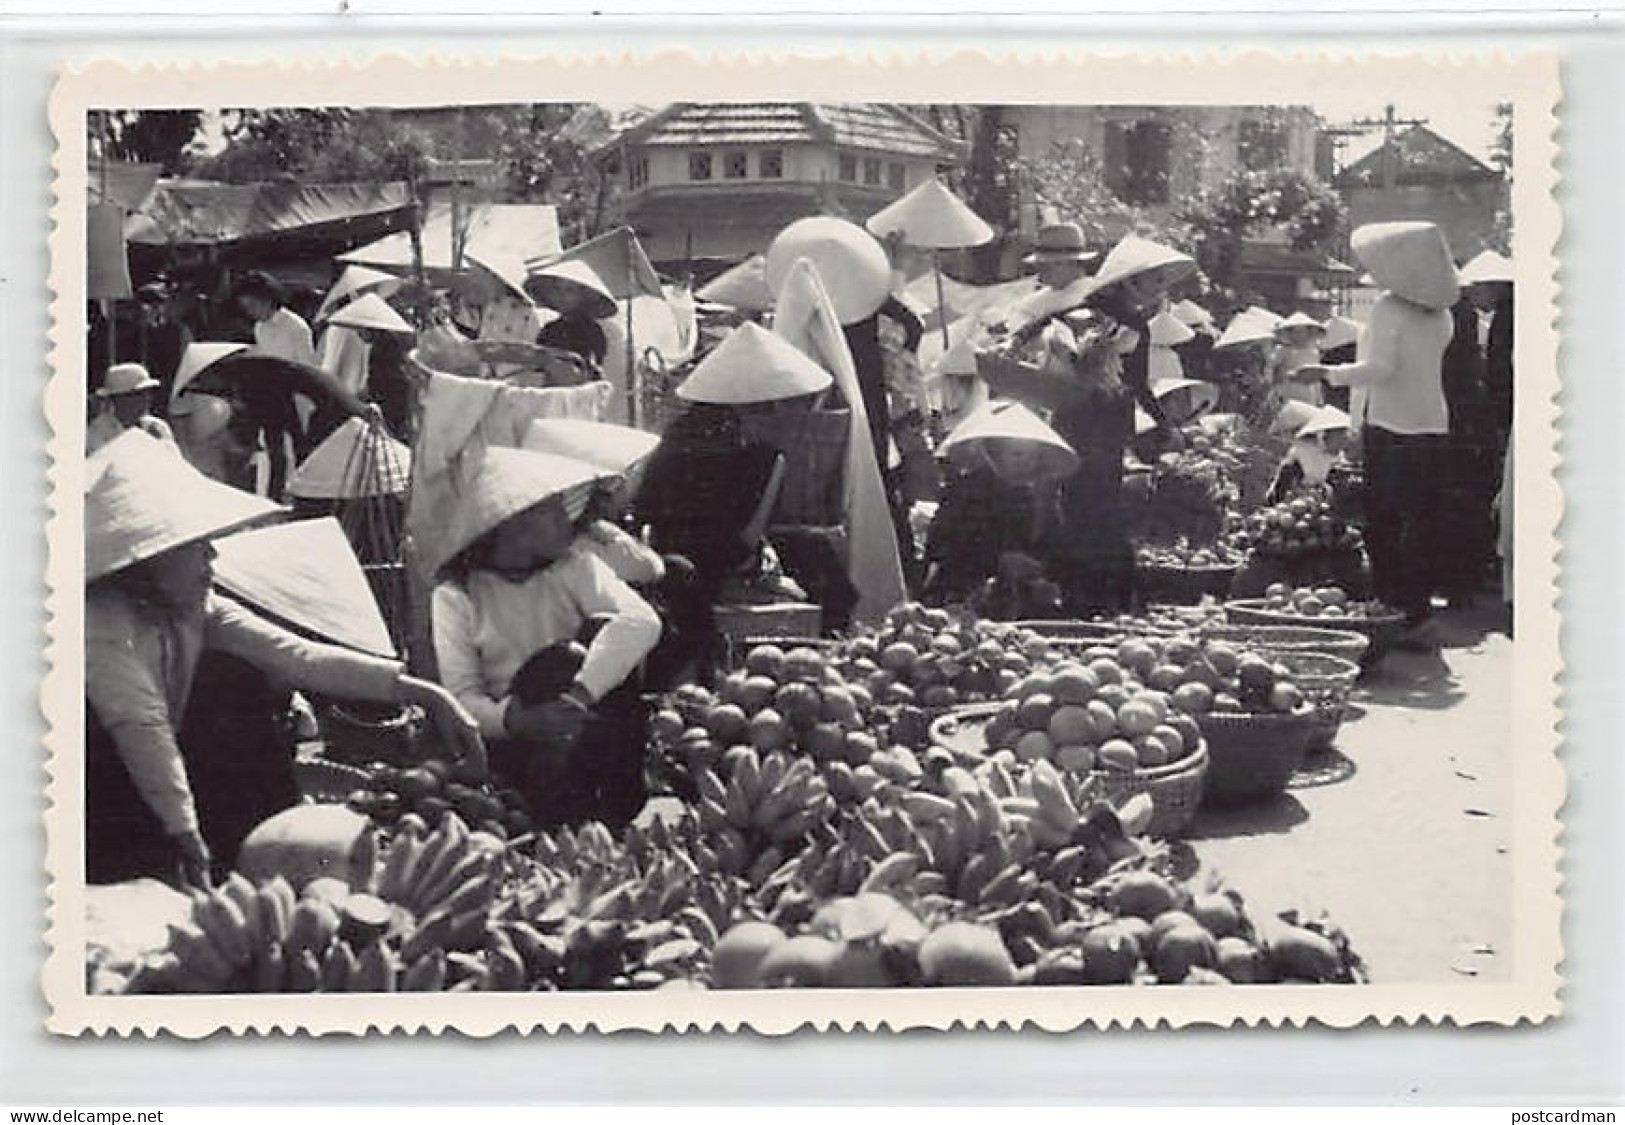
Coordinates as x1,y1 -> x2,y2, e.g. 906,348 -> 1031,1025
1363,427 -> 1445,624
487,682 -> 647,834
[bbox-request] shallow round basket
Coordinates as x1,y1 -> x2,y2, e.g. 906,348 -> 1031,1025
1269,650 -> 1362,752
1225,599 -> 1406,665
1194,705 -> 1319,805
292,756 -> 372,804
1134,560 -> 1242,605
320,703 -> 421,766
926,702 -> 1003,765
1012,618 -> 1174,649
1092,741 -> 1209,838
1197,622 -> 1370,666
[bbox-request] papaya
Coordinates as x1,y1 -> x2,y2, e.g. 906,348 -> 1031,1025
237,805 -> 373,892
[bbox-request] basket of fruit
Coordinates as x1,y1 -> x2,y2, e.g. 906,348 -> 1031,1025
1091,740 -> 1210,838
1226,588 -> 1407,665
319,702 -> 422,766
292,755 -> 373,804
1134,542 -> 1245,604
1266,650 -> 1362,752
1196,623 -> 1370,667
1231,491 -> 1364,561
1195,704 -> 1319,804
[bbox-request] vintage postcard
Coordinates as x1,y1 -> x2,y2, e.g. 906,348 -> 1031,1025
42,48 -> 1562,1036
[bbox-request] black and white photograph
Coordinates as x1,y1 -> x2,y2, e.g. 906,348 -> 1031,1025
47,51 -> 1562,1034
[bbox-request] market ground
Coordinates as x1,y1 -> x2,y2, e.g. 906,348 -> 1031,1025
1188,602 -> 1516,983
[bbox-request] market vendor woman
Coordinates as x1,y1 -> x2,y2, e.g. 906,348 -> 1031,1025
84,431 -> 481,888
924,399 -> 1077,618
431,447 -> 662,831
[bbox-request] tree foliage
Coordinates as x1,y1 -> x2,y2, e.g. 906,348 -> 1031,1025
193,108 -> 435,185
1174,166 -> 1346,300
92,110 -> 203,174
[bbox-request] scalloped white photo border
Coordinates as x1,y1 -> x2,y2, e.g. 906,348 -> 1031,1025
40,47 -> 1564,1037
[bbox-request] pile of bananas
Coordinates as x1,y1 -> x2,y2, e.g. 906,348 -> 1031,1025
691,747 -> 838,886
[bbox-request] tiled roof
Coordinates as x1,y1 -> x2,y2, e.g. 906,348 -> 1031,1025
1335,124 -> 1499,188
611,102 -> 964,161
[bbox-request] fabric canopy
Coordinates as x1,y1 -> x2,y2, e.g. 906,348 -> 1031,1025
772,258 -> 907,624
125,180 -> 413,247
339,202 -> 562,298
524,225 -> 663,302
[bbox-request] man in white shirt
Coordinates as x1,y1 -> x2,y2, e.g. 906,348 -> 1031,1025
235,270 -> 317,497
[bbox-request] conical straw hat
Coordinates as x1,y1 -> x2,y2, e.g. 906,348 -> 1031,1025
85,429 -> 281,583
522,418 -> 660,477
864,178 -> 995,250
1170,298 -> 1215,330
1297,403 -> 1351,439
1350,221 -> 1460,310
1214,306 -> 1282,351
1133,405 -> 1158,437
939,399 -> 1078,482
675,322 -> 834,405
1273,310 -> 1326,336
936,335 -> 979,378
1147,308 -> 1196,347
525,259 -> 619,320
696,254 -> 775,313
765,216 -> 891,325
315,265 -> 403,323
1459,249 -> 1513,286
213,517 -> 397,658
1088,235 -> 1197,299
288,418 -> 412,499
1320,314 -> 1362,353
326,291 -> 415,335
170,342 -> 249,411
1151,377 -> 1218,417
1269,399 -> 1320,438
429,447 -> 605,576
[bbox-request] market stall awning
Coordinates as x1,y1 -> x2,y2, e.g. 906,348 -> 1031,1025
87,161 -> 162,213
124,179 -> 413,248
339,202 -> 562,296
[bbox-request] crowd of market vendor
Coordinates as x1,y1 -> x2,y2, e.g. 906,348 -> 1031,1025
82,178 -> 1517,894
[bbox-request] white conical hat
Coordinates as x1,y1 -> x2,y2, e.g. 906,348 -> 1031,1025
1269,399 -> 1320,438
864,178 -> 995,250
1320,314 -> 1362,353
1214,306 -> 1282,351
1170,298 -> 1215,330
522,418 -> 660,478
429,447 -> 605,576
326,291 -> 415,335
937,335 -> 979,378
1351,221 -> 1460,310
1133,405 -> 1158,437
1273,310 -> 1326,336
939,399 -> 1078,482
1151,377 -> 1218,418
288,418 -> 412,500
1147,308 -> 1196,347
1459,249 -> 1514,285
1297,403 -> 1352,439
85,430 -> 281,583
525,258 -> 618,320
315,265 -> 403,323
1088,235 -> 1197,298
675,322 -> 834,405
170,342 -> 249,410
764,216 -> 891,325
695,254 -> 775,313
213,517 -> 397,658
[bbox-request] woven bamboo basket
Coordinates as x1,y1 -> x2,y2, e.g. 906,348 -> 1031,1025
1198,622 -> 1371,666
714,602 -> 823,643
1092,741 -> 1210,838
1268,650 -> 1362,752
1134,560 -> 1243,605
320,702 -> 421,766
292,755 -> 372,804
1194,705 -> 1319,804
1225,599 -> 1406,665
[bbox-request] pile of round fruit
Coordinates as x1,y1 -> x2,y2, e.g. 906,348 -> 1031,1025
346,759 -> 535,841
977,634 -> 1305,775
1261,583 -> 1387,621
1231,491 -> 1362,559
1136,539 -> 1245,570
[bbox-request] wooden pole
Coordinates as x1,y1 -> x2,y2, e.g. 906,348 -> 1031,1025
625,229 -> 638,428
933,249 -> 951,351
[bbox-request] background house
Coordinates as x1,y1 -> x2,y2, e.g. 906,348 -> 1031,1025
1333,123 -> 1509,262
588,102 -> 967,272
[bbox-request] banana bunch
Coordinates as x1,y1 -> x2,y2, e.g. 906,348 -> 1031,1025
124,873 -> 419,994
693,749 -> 837,885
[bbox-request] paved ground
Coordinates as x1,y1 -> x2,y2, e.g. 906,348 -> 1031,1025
1188,603 -> 1516,982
